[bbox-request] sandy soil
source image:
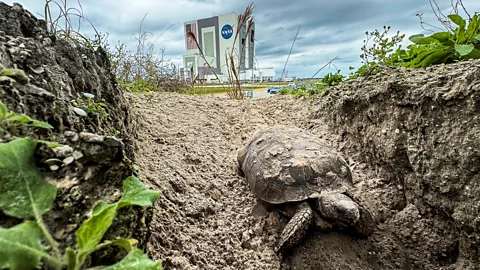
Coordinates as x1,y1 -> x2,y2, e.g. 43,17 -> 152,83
128,92 -> 381,270
210,87 -> 272,99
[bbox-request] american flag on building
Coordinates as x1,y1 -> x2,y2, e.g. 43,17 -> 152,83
186,23 -> 198,50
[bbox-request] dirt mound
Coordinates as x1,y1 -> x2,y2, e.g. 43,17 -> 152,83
0,2 -> 146,268
311,60 -> 480,269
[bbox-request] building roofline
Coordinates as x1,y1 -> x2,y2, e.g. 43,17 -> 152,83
183,12 -> 237,24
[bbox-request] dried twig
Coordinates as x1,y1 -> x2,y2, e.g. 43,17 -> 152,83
310,56 -> 339,80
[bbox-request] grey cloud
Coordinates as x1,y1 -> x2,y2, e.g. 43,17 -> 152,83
3,0 -> 480,78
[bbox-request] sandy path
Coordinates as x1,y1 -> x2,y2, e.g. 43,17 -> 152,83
128,92 -> 311,269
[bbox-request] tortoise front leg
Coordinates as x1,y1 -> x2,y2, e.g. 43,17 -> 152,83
275,201 -> 313,253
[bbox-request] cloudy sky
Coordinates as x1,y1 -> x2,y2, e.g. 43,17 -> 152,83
4,0 -> 480,78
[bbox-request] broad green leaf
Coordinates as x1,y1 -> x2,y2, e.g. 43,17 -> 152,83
6,114 -> 31,123
92,201 -> 113,215
0,221 -> 48,270
101,249 -> 162,270
455,43 -> 474,56
76,176 -> 159,269
448,14 -> 466,28
409,49 -> 437,67
430,32 -> 451,43
118,176 -> 160,209
410,34 -> 444,44
0,101 -> 7,118
409,34 -> 440,45
0,138 -> 57,218
474,34 -> 480,42
420,50 -> 449,67
76,203 -> 117,253
409,34 -> 425,44
28,120 -> 53,129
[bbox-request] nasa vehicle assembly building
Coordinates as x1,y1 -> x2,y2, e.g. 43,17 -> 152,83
181,13 -> 275,83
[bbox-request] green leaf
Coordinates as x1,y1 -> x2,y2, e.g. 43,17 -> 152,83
28,120 -> 53,129
0,101 -> 7,118
109,238 -> 138,252
409,49 -> 437,68
37,139 -> 65,148
0,138 -> 57,218
474,34 -> 480,42
420,50 -> 449,67
101,249 -> 162,270
448,14 -> 466,28
65,247 -> 78,270
409,34 -> 425,44
465,16 -> 479,41
455,27 -> 467,43
76,203 -> 118,253
464,48 -> 480,59
429,32 -> 451,43
455,43 -> 475,56
0,221 -> 48,270
409,34 -> 441,45
118,176 -> 160,209
75,176 -> 160,269
6,114 -> 32,123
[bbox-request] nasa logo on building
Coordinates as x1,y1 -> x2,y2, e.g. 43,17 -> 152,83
221,24 -> 233,39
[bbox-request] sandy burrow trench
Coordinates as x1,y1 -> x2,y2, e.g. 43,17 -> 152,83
127,92 -> 322,270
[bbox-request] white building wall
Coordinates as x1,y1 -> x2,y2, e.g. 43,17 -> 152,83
218,13 -> 238,75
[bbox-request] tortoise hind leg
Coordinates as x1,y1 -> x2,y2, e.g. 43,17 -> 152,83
275,202 -> 313,253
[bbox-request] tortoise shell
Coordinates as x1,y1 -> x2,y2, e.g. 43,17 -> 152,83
238,125 -> 353,204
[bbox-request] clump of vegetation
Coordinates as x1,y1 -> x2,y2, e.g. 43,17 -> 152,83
41,0 -> 187,94
278,81 -> 331,99
75,93 -> 109,119
353,0 -> 479,74
278,87 -> 291,95
111,15 -> 187,93
395,13 -> 480,68
2,69 -> 30,84
43,0 -> 105,49
304,0 -> 479,97
321,70 -> 344,86
0,137 -> 162,270
0,101 -> 53,137
360,25 -> 406,69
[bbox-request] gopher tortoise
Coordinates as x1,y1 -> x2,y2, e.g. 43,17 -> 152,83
237,125 -> 375,252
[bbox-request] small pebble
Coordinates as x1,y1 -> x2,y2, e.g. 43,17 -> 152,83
63,156 -> 75,165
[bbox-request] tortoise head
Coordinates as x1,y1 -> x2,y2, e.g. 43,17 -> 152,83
317,193 -> 360,227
